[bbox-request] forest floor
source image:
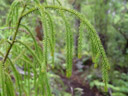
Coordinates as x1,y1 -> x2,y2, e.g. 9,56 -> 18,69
60,75 -> 103,96
55,57 -> 105,96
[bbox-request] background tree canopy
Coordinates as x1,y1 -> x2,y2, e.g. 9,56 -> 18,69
0,0 -> 128,96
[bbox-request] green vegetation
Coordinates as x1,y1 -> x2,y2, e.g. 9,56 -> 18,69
0,0 -> 128,96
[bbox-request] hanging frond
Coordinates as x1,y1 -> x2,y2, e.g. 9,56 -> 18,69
33,0 -> 49,67
93,52 -> 100,68
0,51 -> 22,96
78,21 -> 84,58
6,0 -> 20,26
5,73 -> 15,96
45,12 -> 55,68
55,0 -> 73,77
0,60 -> 5,96
87,26 -> 110,91
33,1 -> 52,95
38,6 -> 48,67
59,11 -> 73,78
20,24 -> 43,60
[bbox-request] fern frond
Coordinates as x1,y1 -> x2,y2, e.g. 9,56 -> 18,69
6,0 -> 20,26
22,7 -> 37,18
20,24 -> 43,60
34,2 -> 52,95
0,51 -> 22,96
78,21 -> 84,58
93,52 -> 100,68
39,70 -> 51,96
59,11 -> 73,78
55,0 -> 73,77
87,26 -> 109,91
5,72 -> 15,96
16,40 -> 41,66
37,5 -> 48,67
45,12 -> 55,68
0,60 -> 5,96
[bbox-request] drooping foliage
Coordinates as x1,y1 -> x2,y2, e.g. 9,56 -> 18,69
0,0 -> 110,95
78,21 -> 84,59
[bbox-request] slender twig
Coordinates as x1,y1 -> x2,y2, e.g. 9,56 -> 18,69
3,5 -> 27,64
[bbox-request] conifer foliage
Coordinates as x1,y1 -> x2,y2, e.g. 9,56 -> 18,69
0,0 -> 110,95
